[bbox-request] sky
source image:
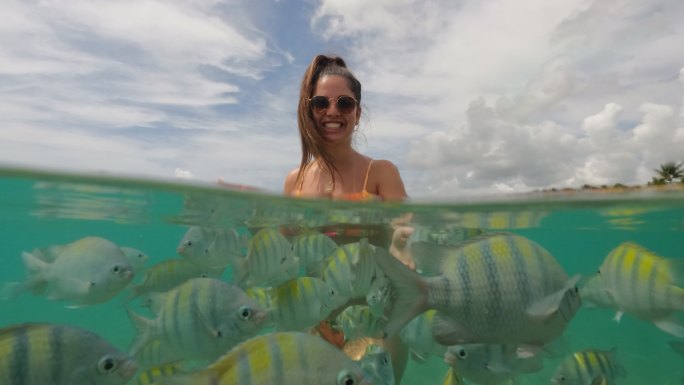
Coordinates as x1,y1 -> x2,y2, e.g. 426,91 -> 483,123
1,0 -> 683,199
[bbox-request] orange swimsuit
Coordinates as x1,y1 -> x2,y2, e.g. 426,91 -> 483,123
295,160 -> 380,201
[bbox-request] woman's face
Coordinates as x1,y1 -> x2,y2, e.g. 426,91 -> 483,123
312,75 -> 361,144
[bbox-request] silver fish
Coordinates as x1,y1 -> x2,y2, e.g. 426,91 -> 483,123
1,236 -> 134,307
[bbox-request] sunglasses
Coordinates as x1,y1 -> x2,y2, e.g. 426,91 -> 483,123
309,95 -> 358,114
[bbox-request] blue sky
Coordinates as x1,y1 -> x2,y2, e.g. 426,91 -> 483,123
1,0 -> 683,198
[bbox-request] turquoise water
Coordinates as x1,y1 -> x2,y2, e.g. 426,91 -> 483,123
1,167 -> 684,385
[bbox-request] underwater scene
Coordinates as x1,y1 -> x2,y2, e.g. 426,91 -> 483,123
1,167 -> 684,385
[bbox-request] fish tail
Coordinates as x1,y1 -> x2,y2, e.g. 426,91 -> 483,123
0,282 -> 24,300
16,252 -> 49,295
128,308 -> 155,356
374,247 -> 429,339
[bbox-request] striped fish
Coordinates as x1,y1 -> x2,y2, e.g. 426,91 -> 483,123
0,323 -> 137,385
151,332 -> 376,385
398,309 -> 447,363
234,228 -> 299,288
138,362 -> 183,385
291,231 -> 338,277
124,258 -> 224,303
584,242 -> 684,337
376,233 -> 581,346
336,305 -> 386,340
550,348 -> 626,385
359,344 -> 395,385
176,226 -> 243,269
271,277 -> 343,331
128,278 -> 268,366
323,238 -> 384,300
444,343 -> 543,385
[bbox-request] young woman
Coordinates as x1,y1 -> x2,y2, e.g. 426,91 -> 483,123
283,54 -> 412,383
283,54 -> 407,202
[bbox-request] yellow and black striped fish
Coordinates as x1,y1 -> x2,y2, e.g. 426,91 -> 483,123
151,332 -> 376,385
589,242 -> 684,337
0,323 -> 137,385
550,348 -> 626,385
377,233 -> 581,346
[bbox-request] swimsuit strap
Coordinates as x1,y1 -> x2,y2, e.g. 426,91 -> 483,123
362,160 -> 374,192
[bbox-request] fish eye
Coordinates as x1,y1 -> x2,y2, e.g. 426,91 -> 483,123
111,265 -> 122,274
455,346 -> 467,359
137,253 -> 144,259
201,272 -> 209,278
336,370 -> 356,385
185,240 -> 192,246
97,356 -> 118,373
238,306 -> 252,320
558,375 -> 566,383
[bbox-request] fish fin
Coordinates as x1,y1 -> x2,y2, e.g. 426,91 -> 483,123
22,251 -> 49,275
589,374 -> 609,385
373,247 -> 429,339
516,352 -> 545,373
526,275 -> 581,323
410,350 -> 428,363
432,313 -> 469,346
128,308 -> 155,355
653,315 -> 684,338
485,361 -> 515,375
613,310 -> 624,322
410,242 -> 450,276
666,284 -> 684,312
18,252 -> 49,295
0,282 -> 25,300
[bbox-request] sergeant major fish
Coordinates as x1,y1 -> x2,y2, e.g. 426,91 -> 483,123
233,228 -> 299,288
581,242 -> 684,337
291,230 -> 338,277
149,332 -> 376,385
375,233 -> 581,347
176,226 -> 243,269
550,348 -> 626,385
128,278 -> 267,366
0,323 -> 137,385
444,343 -> 543,385
271,276 -> 343,331
1,236 -> 134,307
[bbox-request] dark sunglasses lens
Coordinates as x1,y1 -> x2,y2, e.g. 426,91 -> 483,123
337,96 -> 356,113
310,96 -> 329,110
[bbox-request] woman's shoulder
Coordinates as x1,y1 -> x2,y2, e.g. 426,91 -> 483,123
283,167 -> 301,194
369,159 -> 400,173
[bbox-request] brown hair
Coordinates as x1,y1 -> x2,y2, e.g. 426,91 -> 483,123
295,54 -> 362,189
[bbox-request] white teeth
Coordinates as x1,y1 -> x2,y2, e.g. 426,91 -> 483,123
324,123 -> 342,129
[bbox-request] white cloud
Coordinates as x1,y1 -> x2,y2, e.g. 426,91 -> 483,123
312,0 -> 684,197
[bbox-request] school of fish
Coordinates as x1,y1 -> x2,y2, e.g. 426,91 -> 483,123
3,218 -> 684,385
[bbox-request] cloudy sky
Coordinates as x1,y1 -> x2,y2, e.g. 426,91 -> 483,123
1,0 -> 683,198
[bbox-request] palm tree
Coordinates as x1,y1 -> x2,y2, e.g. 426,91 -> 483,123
653,161 -> 684,184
